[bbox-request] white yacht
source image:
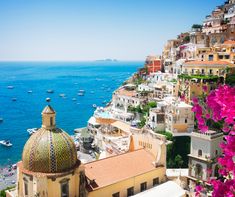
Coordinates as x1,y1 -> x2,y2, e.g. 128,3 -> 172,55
0,140 -> 12,147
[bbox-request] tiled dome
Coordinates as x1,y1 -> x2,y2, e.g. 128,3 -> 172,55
22,105 -> 78,173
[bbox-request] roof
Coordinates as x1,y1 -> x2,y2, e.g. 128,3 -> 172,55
42,105 -> 55,114
111,121 -> 131,133
116,88 -> 137,97
223,40 -> 235,45
132,181 -> 186,197
185,60 -> 230,65
88,116 -> 100,126
22,127 -> 78,173
85,149 -> 157,191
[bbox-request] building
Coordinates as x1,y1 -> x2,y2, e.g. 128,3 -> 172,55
187,130 -> 224,194
165,99 -> 194,136
85,149 -> 166,197
6,105 -> 85,197
6,104 -> 169,197
145,56 -> 162,74
111,86 -> 146,122
147,107 -> 165,132
178,60 -> 234,101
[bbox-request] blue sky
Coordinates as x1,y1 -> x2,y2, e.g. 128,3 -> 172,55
0,0 -> 224,61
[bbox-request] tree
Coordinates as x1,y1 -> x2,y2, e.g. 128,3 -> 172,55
174,155 -> 184,168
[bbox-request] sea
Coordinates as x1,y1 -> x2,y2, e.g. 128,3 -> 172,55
0,61 -> 143,166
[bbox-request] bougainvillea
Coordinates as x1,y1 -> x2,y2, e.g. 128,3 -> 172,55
192,85 -> 235,197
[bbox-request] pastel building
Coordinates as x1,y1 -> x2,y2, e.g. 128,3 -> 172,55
6,105 -> 84,197
145,56 -> 162,74
165,100 -> 194,136
7,105 -> 168,197
187,131 -> 223,194
178,60 -> 234,101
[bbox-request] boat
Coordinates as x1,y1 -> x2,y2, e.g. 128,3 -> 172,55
0,140 -> 12,147
12,98 -> 17,101
0,118 -> 3,123
90,91 -> 95,94
27,90 -> 33,93
59,94 -> 66,97
72,98 -> 77,101
79,90 -> 85,93
46,89 -> 54,93
92,104 -> 97,108
27,128 -> 38,135
77,92 -> 84,96
7,86 -> 14,89
102,100 -> 107,104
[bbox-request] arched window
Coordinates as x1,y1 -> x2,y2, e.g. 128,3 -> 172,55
198,149 -> 202,157
50,117 -> 53,126
60,179 -> 69,197
195,163 -> 203,179
24,181 -> 28,196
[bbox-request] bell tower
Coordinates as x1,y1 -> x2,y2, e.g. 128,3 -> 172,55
41,98 -> 56,130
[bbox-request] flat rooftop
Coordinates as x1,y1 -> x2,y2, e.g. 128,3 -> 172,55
85,149 -> 158,191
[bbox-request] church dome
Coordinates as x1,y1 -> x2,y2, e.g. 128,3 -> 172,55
22,105 -> 78,173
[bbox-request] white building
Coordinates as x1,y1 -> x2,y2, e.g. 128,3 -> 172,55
147,107 -> 165,132
111,87 -> 146,122
165,99 -> 194,136
188,131 -> 224,194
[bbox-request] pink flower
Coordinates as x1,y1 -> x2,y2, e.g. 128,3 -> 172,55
192,85 -> 235,196
202,85 -> 208,92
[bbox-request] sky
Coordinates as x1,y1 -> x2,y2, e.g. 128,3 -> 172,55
0,0 -> 224,61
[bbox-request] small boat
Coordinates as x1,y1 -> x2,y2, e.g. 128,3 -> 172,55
0,118 -> 3,123
77,92 -> 84,96
102,100 -> 107,104
12,98 -> 17,101
90,91 -> 95,94
27,90 -> 33,93
59,94 -> 66,97
0,140 -> 12,147
7,86 -> 14,89
79,90 -> 85,93
27,128 -> 38,135
46,90 -> 54,94
72,98 -> 77,101
92,104 -> 97,108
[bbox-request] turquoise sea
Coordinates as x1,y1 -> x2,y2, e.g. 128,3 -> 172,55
0,61 -> 142,166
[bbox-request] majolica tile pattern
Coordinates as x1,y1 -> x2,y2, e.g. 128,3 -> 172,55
22,128 -> 77,173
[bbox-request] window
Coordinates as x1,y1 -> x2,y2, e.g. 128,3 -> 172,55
50,117 -> 53,126
152,116 -> 155,122
185,119 -> 188,123
112,192 -> 120,197
153,178 -> 159,186
24,181 -> 28,196
195,164 -> 203,179
215,150 -> 218,156
61,182 -> 69,197
140,182 -> 147,192
208,55 -> 214,61
201,69 -> 205,74
127,187 -> 134,196
198,149 -> 202,157
209,69 -> 213,75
